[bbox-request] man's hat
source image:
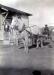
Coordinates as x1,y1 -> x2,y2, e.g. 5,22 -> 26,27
45,24 -> 47,26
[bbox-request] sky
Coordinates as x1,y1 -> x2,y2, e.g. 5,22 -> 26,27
0,0 -> 54,27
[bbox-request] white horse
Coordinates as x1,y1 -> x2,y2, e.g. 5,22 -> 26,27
10,15 -> 29,53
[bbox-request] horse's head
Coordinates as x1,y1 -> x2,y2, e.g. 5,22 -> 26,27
11,15 -> 26,32
10,16 -> 19,30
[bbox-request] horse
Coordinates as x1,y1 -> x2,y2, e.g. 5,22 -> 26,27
26,25 -> 43,48
10,15 -> 29,53
10,15 -> 44,51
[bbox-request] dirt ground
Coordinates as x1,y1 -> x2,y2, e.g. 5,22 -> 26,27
0,41 -> 54,71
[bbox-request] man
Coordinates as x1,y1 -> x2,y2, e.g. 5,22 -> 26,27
43,24 -> 49,36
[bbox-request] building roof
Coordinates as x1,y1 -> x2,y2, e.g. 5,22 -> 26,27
0,4 -> 32,16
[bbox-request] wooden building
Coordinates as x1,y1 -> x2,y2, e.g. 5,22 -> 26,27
0,4 -> 31,45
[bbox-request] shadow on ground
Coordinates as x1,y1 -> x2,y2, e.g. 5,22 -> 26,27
0,68 -> 54,75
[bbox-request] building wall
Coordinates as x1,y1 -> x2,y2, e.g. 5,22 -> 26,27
0,14 -> 4,40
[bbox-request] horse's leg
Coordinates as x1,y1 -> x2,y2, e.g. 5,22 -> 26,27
36,39 -> 39,48
36,35 -> 39,48
15,31 -> 19,46
41,37 -> 43,48
10,28 -> 12,44
22,31 -> 29,53
22,36 -> 28,53
17,34 -> 20,47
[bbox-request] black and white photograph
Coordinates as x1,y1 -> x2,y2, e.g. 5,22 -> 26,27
0,0 -> 54,75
